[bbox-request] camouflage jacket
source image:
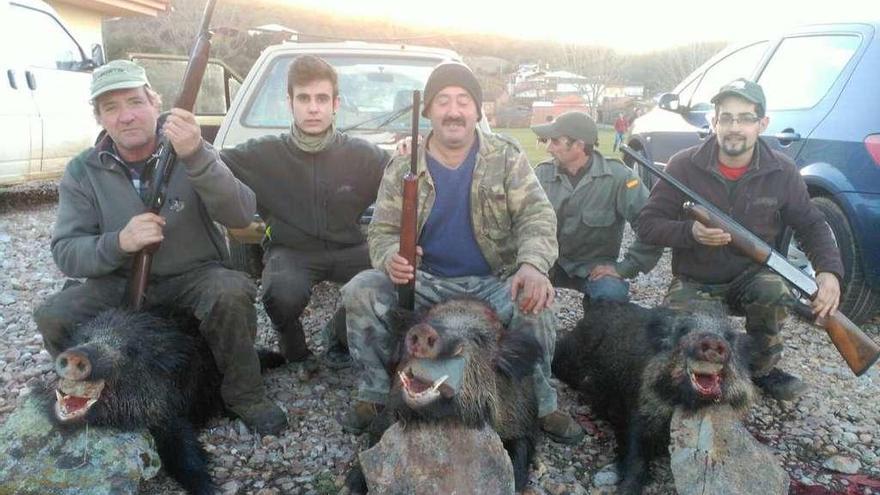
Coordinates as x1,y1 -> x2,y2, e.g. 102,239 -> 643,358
368,129 -> 558,277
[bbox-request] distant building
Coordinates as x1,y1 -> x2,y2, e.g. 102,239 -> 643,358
47,0 -> 170,50
248,24 -> 299,41
530,95 -> 589,126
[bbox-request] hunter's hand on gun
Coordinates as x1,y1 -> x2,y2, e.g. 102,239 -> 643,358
691,220 -> 732,246
510,263 -> 555,315
119,213 -> 166,253
162,108 -> 203,160
395,135 -> 420,157
813,272 -> 840,319
385,247 -> 423,284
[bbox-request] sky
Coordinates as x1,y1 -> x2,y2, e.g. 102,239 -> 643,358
272,0 -> 875,53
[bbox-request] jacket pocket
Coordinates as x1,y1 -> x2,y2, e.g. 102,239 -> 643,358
580,209 -> 615,228
479,185 -> 511,239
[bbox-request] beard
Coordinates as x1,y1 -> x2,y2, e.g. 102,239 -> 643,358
720,135 -> 753,157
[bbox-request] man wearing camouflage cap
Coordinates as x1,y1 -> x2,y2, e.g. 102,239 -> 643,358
34,60 -> 288,435
638,78 -> 843,401
341,61 -> 585,444
532,111 -> 662,304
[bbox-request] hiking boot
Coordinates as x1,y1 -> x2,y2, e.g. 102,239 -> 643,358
277,321 -> 312,363
228,398 -> 288,436
338,400 -> 383,435
540,409 -> 585,445
321,344 -> 352,370
752,368 -> 807,401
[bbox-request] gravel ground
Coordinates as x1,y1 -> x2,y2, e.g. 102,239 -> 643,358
0,183 -> 878,495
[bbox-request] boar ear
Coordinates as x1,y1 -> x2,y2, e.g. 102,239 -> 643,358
645,313 -> 683,352
496,327 -> 542,380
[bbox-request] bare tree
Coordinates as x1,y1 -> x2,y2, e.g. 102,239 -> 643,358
553,44 -> 621,119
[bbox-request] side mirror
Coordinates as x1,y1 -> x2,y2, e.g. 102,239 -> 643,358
657,93 -> 681,113
90,44 -> 105,67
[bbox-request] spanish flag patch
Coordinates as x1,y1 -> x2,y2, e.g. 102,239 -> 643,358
626,178 -> 639,189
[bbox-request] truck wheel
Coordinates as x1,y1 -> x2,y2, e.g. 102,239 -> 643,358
782,197 -> 880,324
228,240 -> 263,279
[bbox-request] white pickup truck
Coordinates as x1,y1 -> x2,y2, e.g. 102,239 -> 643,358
0,0 -> 103,187
213,41 -> 486,276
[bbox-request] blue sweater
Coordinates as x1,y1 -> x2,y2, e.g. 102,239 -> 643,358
419,141 -> 491,277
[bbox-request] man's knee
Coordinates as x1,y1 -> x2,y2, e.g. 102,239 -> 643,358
201,269 -> 256,307
262,268 -> 311,317
341,269 -> 393,311
741,273 -> 790,306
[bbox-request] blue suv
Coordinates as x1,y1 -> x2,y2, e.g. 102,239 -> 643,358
627,22 -> 880,323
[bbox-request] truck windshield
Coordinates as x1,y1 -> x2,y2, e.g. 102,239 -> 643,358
243,54 -> 439,131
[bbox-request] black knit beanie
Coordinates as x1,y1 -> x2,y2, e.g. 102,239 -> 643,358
422,62 -> 483,120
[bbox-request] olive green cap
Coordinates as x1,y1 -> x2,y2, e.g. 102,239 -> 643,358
710,78 -> 766,115
531,111 -> 598,146
90,60 -> 151,101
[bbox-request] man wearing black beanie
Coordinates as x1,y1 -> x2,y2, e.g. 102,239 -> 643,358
342,61 -> 586,445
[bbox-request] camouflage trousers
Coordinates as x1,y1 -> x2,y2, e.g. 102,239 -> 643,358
342,269 -> 559,417
33,264 -> 266,408
664,268 -> 793,376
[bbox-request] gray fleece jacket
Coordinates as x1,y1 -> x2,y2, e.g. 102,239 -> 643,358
52,133 -> 256,279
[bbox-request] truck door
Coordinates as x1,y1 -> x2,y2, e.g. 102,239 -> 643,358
8,2 -> 98,178
0,3 -> 41,185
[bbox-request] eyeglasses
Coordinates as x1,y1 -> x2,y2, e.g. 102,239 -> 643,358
716,114 -> 760,126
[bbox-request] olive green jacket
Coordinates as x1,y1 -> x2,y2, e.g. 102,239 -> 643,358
369,129 -> 558,277
535,151 -> 662,279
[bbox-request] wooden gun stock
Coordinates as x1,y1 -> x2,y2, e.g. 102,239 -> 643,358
126,0 -> 217,310
397,90 -> 420,311
685,202 -> 880,376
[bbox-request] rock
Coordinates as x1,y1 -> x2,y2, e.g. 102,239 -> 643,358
670,405 -> 789,495
822,455 -> 860,474
0,293 -> 16,306
0,394 -> 160,494
592,464 -> 619,487
359,422 -> 515,494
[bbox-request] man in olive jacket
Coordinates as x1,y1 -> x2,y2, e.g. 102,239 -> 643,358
221,55 -> 388,365
34,60 -> 287,435
340,62 -> 585,444
533,111 -> 661,303
637,78 -> 843,401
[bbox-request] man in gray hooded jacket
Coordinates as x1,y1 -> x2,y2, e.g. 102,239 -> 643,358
33,60 -> 287,435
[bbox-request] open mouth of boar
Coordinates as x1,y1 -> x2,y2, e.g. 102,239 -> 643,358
399,369 -> 449,408
686,361 -> 723,400
54,378 -> 105,422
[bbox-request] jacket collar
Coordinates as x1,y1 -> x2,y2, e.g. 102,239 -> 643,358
551,151 -> 611,182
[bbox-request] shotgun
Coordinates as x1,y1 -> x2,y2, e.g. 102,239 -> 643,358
397,90 -> 420,310
126,0 -> 218,310
621,144 -> 880,376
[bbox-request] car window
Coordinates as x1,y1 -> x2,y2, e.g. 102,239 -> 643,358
687,41 -> 769,111
8,4 -> 84,70
758,35 -> 860,111
134,58 -> 230,115
243,55 -> 439,130
676,76 -> 699,107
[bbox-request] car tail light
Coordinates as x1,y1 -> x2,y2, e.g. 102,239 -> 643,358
866,134 -> 880,166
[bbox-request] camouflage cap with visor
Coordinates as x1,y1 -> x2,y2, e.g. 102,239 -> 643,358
89,60 -> 151,101
710,78 -> 766,116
